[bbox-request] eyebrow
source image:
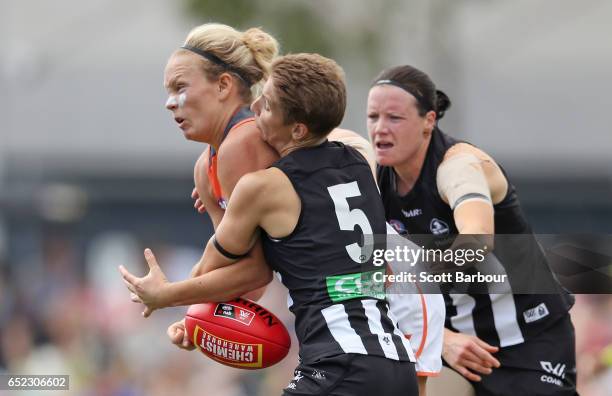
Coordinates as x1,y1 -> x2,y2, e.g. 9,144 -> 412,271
164,75 -> 181,90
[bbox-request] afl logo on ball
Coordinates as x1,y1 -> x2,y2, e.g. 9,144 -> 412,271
214,303 -> 255,326
430,218 -> 450,235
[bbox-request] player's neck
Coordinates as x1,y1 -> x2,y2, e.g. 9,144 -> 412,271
209,102 -> 246,151
279,136 -> 327,158
393,142 -> 429,196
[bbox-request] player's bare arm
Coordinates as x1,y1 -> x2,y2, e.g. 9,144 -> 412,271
438,142 -> 508,236
189,127 -> 277,285
190,127 -> 361,277
437,143 -> 507,381
216,124 -> 278,201
119,168 -> 298,316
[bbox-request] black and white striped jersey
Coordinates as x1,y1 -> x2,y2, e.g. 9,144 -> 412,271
262,140 -> 414,364
377,129 -> 574,349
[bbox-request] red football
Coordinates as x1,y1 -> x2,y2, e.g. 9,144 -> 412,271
185,297 -> 291,369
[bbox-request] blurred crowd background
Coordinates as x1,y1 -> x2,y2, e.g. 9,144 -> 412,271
1,0 -> 611,395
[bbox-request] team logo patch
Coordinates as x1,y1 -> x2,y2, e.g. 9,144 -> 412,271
214,303 -> 256,326
389,219 -> 407,235
430,218 -> 450,235
523,303 -> 550,324
193,326 -> 263,368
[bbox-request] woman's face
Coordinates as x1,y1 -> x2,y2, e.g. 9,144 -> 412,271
163,52 -> 221,143
251,77 -> 295,154
367,84 -> 435,167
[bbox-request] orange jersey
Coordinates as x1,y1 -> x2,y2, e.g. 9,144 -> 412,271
205,108 -> 255,211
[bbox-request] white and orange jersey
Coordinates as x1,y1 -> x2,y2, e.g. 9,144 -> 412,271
385,224 -> 445,376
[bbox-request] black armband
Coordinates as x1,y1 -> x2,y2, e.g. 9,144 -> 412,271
212,235 -> 249,260
452,192 -> 492,210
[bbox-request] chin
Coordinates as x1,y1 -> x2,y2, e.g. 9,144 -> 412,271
375,153 -> 394,167
183,128 -> 205,143
182,130 -> 196,141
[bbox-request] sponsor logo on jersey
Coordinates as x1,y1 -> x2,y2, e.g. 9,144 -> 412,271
430,218 -> 450,235
401,208 -> 422,218
389,219 -> 407,235
523,302 -> 550,323
193,326 -> 263,368
540,361 -> 566,387
286,370 -> 304,391
312,369 -> 326,380
326,270 -> 386,302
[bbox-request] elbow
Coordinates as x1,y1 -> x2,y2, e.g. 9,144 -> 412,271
251,267 -> 273,290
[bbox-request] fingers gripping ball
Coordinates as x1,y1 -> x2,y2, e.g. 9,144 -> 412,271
185,298 -> 291,369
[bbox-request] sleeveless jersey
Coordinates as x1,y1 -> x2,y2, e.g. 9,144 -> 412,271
262,140 -> 414,364
207,107 -> 255,210
377,128 -> 574,348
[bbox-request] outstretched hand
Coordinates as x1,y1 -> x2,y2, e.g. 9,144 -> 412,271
119,248 -> 169,318
443,329 -> 500,382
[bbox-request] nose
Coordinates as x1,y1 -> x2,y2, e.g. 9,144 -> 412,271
370,118 -> 390,138
166,95 -> 178,110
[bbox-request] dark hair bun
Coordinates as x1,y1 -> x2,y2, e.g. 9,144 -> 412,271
435,89 -> 451,119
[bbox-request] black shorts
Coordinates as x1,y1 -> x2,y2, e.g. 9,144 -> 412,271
282,354 -> 418,396
449,315 -> 578,396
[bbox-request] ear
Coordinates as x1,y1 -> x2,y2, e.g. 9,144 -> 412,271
423,110 -> 437,135
292,123 -> 309,141
217,73 -> 234,101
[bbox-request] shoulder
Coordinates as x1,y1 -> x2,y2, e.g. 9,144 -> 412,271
328,127 -> 362,140
218,120 -> 277,166
215,120 -> 279,195
443,142 -> 495,163
231,168 -> 293,211
233,168 -> 289,197
440,142 -> 508,204
328,128 -> 376,173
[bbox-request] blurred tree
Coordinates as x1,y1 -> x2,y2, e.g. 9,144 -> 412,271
182,0 -> 381,64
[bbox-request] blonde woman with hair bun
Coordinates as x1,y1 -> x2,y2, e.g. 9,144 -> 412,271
122,22 -> 377,353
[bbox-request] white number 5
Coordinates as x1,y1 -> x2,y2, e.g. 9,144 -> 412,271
327,181 -> 374,263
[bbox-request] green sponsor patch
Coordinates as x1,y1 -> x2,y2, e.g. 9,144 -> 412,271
326,269 -> 386,302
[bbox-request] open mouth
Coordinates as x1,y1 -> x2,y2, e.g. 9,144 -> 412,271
376,142 -> 394,150
175,117 -> 185,128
